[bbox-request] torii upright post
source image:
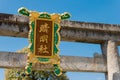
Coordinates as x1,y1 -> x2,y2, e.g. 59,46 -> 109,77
107,40 -> 120,80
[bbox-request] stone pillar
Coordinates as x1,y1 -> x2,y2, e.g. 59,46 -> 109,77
101,41 -> 108,80
113,72 -> 120,80
107,40 -> 120,80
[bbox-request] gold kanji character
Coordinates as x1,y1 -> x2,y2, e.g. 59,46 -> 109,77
39,23 -> 49,33
40,35 -> 48,43
38,45 -> 49,54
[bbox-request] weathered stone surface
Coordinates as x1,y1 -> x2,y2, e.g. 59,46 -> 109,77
0,51 -> 107,72
101,41 -> 108,80
107,40 -> 120,80
113,72 -> 120,80
61,20 -> 120,32
1,13 -> 120,44
0,13 -> 29,38
0,51 -> 26,69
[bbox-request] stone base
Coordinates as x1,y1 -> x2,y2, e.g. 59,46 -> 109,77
113,72 -> 120,80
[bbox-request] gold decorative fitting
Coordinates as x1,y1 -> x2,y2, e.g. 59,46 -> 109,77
18,7 -> 71,76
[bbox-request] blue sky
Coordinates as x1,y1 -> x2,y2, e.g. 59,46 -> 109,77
0,0 -> 120,80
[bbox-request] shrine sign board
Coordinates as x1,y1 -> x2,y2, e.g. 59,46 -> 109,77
18,7 -> 70,76
35,19 -> 54,58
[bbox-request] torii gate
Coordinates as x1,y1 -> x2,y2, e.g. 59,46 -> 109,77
0,13 -> 120,80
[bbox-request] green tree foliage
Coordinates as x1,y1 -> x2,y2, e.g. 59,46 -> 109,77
5,69 -> 69,80
5,47 -> 69,80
